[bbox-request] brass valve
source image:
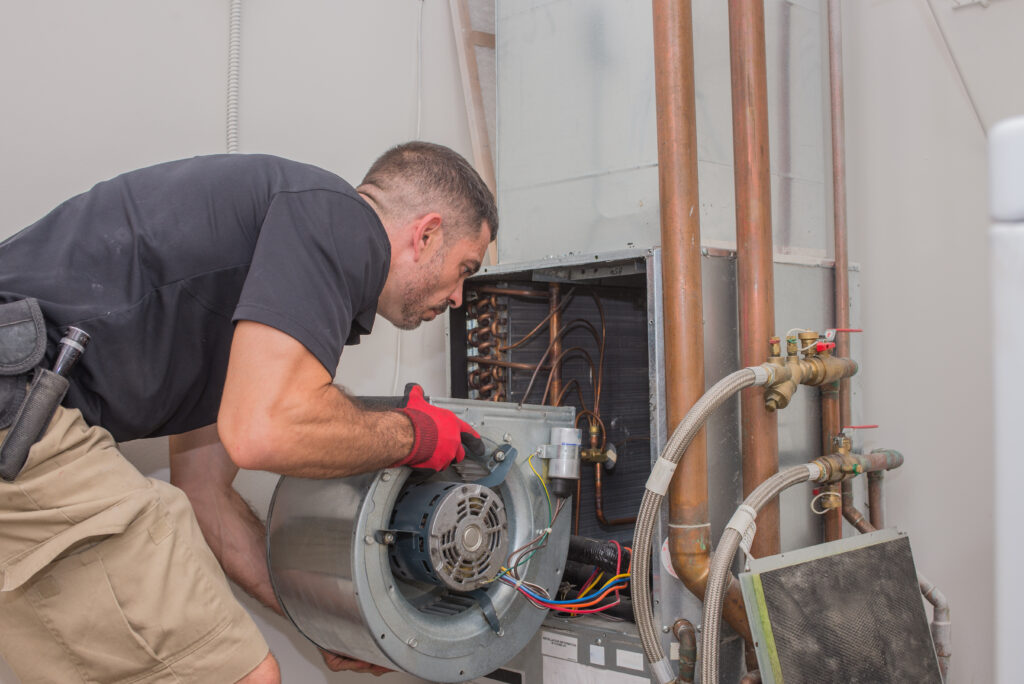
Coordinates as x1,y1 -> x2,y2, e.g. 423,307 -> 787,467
764,329 -> 859,412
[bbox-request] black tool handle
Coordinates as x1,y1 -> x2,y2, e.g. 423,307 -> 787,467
52,327 -> 90,377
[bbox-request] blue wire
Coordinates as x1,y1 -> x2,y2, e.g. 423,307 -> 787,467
501,576 -> 629,605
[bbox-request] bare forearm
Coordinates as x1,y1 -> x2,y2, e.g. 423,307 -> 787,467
195,487 -> 280,613
170,429 -> 282,613
222,383 -> 413,478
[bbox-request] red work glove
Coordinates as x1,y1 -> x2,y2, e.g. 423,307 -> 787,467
394,383 -> 485,471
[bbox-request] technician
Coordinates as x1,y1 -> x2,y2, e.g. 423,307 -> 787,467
0,142 -> 496,682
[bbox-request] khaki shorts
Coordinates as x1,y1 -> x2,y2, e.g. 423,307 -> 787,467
0,407 -> 269,683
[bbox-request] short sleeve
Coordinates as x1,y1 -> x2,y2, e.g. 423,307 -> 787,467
233,189 -> 390,375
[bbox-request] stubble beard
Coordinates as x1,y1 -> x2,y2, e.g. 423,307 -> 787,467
395,249 -> 448,330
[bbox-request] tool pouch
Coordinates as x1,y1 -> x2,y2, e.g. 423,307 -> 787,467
0,298 -> 63,481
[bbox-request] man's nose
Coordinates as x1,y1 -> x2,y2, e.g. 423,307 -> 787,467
448,283 -> 464,309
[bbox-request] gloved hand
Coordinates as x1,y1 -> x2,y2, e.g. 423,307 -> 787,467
395,383 -> 485,471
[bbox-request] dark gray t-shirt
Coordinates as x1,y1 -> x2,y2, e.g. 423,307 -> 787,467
0,154 -> 390,442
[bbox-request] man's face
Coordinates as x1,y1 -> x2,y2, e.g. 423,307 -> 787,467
391,222 -> 491,330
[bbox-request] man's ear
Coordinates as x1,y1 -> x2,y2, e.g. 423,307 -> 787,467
411,213 -> 444,261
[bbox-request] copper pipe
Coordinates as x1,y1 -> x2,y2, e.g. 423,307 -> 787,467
594,463 -> 636,526
672,619 -> 697,683
867,471 -> 885,528
466,357 -> 540,371
821,381 -> 843,541
655,0 -> 753,644
824,1 -> 855,552
541,347 -> 597,405
498,289 -> 576,352
827,1 -> 853,430
729,0 -> 780,558
548,284 -> 563,406
471,285 -> 549,299
840,480 -> 870,533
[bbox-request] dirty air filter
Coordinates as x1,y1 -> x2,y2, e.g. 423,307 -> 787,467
739,528 -> 942,684
266,398 -> 575,683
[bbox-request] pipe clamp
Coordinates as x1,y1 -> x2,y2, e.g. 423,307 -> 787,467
646,457 -> 678,497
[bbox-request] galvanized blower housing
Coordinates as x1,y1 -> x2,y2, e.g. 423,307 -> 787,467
266,399 -> 575,683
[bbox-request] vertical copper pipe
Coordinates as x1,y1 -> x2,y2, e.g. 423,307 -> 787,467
656,0 -> 752,643
729,0 -> 780,558
655,0 -> 707,589
821,382 -> 843,541
548,283 -> 563,404
828,0 -> 852,426
867,471 -> 885,528
827,0 -> 854,540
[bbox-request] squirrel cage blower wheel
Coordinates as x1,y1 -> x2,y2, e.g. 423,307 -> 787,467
266,399 -> 576,683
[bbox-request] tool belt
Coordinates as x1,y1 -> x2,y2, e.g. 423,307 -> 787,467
0,298 -> 69,481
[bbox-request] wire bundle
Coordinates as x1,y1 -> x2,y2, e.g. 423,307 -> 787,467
490,452 -> 631,615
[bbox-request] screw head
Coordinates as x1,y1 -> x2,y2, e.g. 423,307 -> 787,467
662,625 -> 671,633
381,471 -> 393,482
364,535 -> 375,545
383,532 -> 396,544
407,638 -> 418,648
494,450 -> 506,462
503,432 -> 513,443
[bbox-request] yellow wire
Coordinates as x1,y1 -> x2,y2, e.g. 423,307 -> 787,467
579,572 -> 604,596
529,450 -> 552,517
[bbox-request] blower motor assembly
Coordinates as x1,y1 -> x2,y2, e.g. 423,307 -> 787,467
266,399 -> 576,682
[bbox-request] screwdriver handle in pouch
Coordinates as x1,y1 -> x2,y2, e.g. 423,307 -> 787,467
0,327 -> 89,481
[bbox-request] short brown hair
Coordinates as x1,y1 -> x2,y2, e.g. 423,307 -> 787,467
359,141 -> 497,243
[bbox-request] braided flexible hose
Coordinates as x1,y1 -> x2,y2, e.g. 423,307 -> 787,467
701,465 -> 815,684
632,368 -> 769,684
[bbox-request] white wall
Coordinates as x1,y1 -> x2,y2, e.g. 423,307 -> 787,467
0,1 -> 462,682
2,1 -> 1017,683
843,1 -> 1024,682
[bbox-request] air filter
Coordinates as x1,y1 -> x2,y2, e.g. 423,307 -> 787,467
739,528 -> 941,683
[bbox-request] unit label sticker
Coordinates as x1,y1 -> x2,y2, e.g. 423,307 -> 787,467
541,631 -> 579,662
616,649 -> 645,671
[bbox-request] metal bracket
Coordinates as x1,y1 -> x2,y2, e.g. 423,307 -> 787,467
474,444 -> 517,488
469,588 -> 504,636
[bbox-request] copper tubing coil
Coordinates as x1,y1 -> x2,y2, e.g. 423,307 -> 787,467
594,463 -> 636,526
467,357 -> 542,371
539,346 -> 597,405
553,379 -> 588,408
470,285 -> 550,299
498,287 -> 577,352
465,294 -> 507,401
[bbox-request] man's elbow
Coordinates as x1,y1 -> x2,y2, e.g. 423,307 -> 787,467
218,410 -> 287,472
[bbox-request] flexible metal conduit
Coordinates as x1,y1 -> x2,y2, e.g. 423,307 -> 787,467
226,0 -> 242,153
632,367 -> 774,684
